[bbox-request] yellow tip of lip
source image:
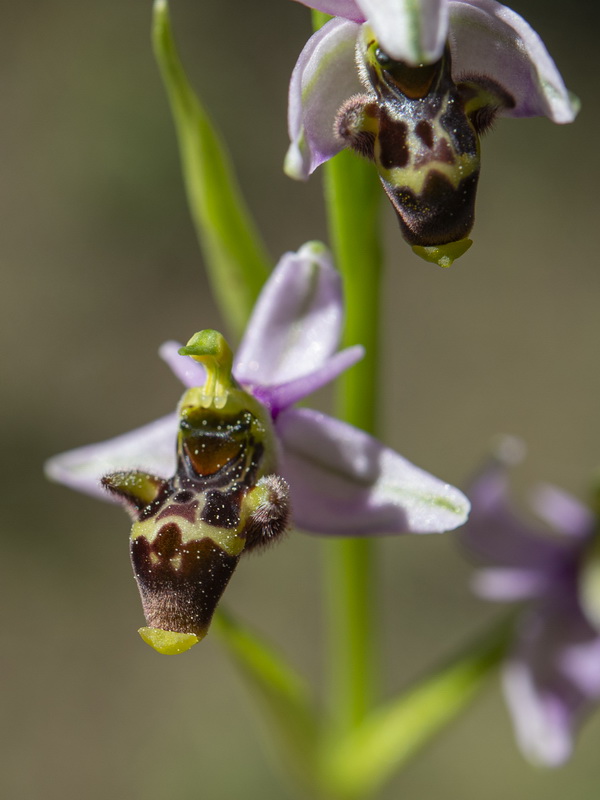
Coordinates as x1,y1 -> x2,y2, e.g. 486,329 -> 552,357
412,238 -> 473,268
138,627 -> 201,654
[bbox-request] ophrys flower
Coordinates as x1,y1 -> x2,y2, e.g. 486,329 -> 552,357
286,1 -> 578,264
46,242 -> 470,653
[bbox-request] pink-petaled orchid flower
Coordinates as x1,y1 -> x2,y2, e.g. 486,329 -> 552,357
286,0 -> 578,262
461,438 -> 600,766
46,242 -> 469,653
46,241 -> 468,534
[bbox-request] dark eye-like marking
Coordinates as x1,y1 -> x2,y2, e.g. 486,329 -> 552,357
173,489 -> 194,503
183,434 -> 243,477
373,47 -> 440,100
375,47 -> 392,68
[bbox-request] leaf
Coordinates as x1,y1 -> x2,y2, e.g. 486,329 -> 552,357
322,619 -> 512,798
212,609 -> 321,787
152,0 -> 271,339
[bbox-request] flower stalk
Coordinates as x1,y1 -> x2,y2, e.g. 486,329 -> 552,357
312,10 -> 384,730
323,149 -> 383,731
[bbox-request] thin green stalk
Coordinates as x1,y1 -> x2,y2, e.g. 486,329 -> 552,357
323,151 -> 382,732
324,151 -> 382,433
310,5 -> 383,725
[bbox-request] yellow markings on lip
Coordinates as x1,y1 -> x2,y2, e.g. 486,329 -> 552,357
131,515 -> 247,558
375,91 -> 480,195
376,99 -> 479,194
381,152 -> 478,195
138,627 -> 202,654
170,553 -> 183,570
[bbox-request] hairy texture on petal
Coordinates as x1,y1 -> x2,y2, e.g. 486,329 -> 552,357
159,340 -> 206,388
276,407 -> 469,535
44,414 -> 178,501
503,598 -> 600,766
449,0 -> 578,122
286,18 -> 361,179
293,0 -> 365,22
356,0 -> 448,64
234,242 -> 346,388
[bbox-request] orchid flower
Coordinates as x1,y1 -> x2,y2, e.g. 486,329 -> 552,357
46,242 -> 469,653
286,0 -> 578,263
460,438 -> 600,766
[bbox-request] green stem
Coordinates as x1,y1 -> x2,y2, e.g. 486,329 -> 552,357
324,151 -> 382,433
323,145 -> 383,731
311,9 -> 383,732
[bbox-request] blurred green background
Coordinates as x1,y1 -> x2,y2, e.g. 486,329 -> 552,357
3,0 -> 600,797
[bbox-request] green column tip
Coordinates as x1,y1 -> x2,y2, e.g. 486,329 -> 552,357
178,330 -> 236,409
412,238 -> 473,268
179,329 -> 233,364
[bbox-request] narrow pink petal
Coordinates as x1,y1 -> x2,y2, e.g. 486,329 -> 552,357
234,242 -> 345,387
529,484 -> 594,541
472,568 -> 552,601
276,407 -> 469,535
250,346 -> 364,415
503,658 -> 573,766
44,414 -> 178,501
159,340 -> 206,388
285,18 -> 361,179
356,0 -> 448,64
503,598 -> 600,765
449,0 -> 578,122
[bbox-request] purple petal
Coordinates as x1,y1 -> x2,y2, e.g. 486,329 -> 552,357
449,0 -> 578,122
472,568 -> 553,602
356,0 -> 449,64
503,597 -> 600,765
292,0 -> 365,22
460,443 -> 573,578
234,242 -> 346,388
529,484 -> 594,541
44,414 -> 178,501
250,345 -> 364,416
276,407 -> 470,535
159,340 -> 206,388
285,18 -> 361,179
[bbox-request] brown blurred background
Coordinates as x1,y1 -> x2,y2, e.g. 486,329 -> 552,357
2,0 -> 600,798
